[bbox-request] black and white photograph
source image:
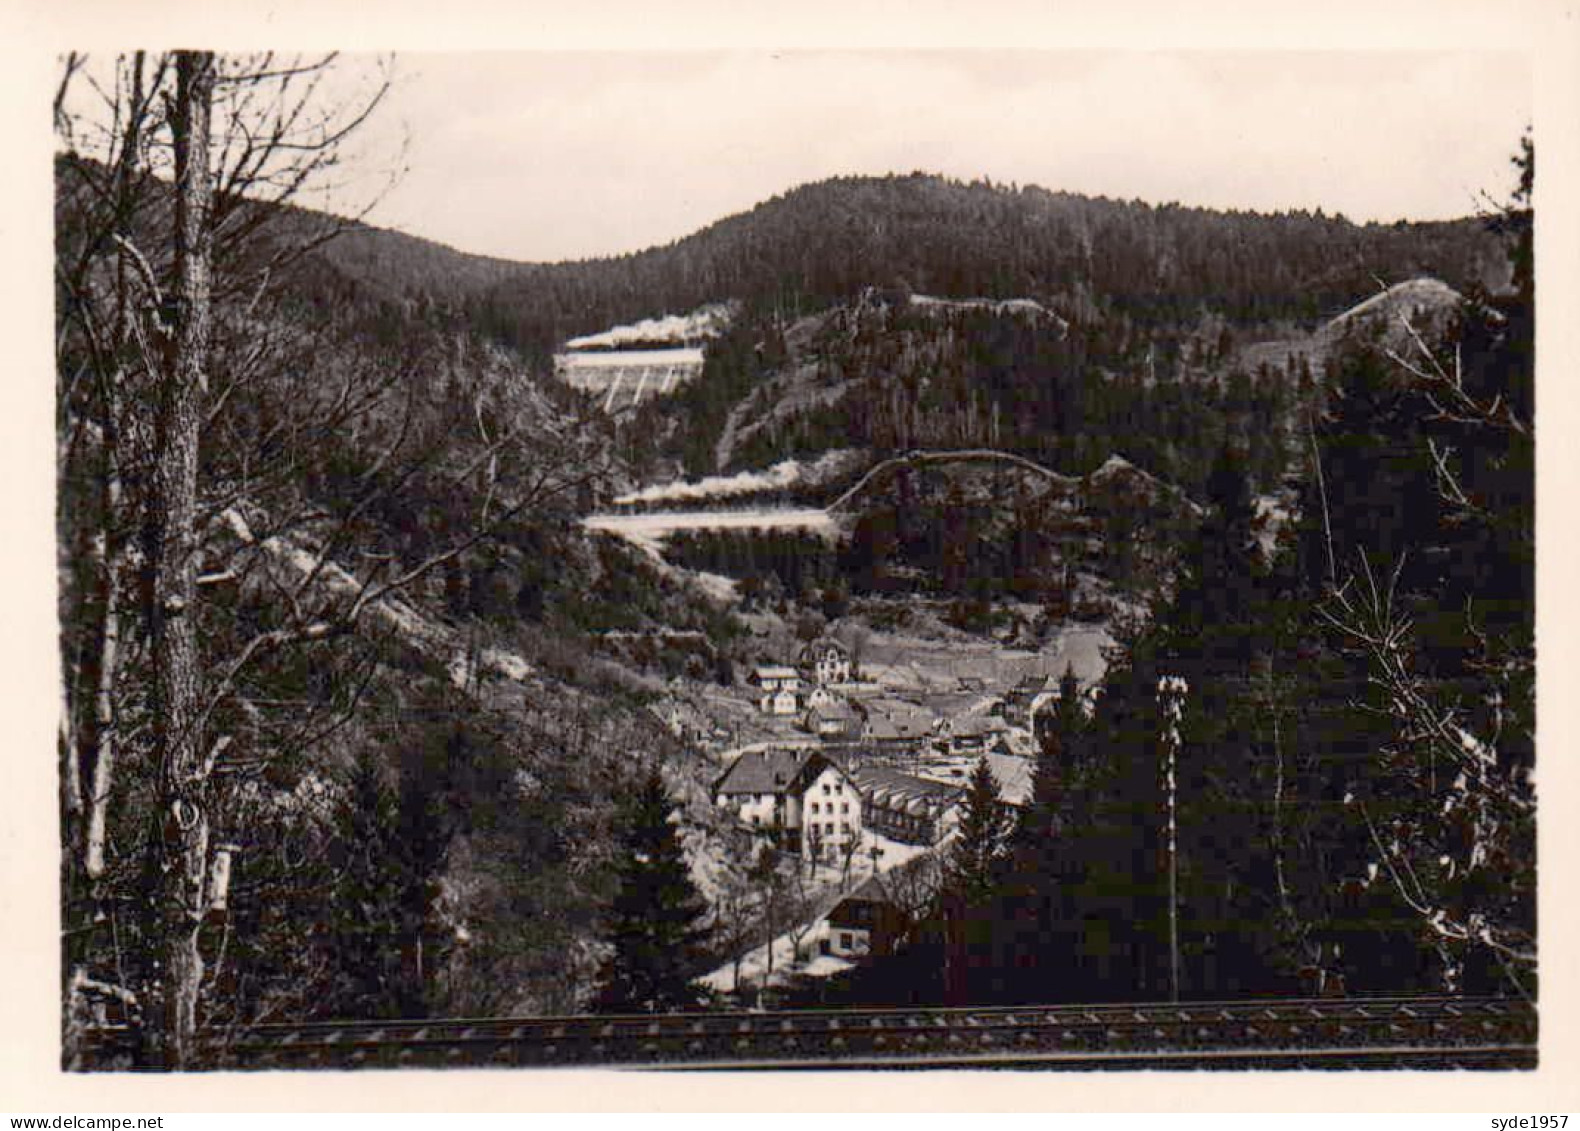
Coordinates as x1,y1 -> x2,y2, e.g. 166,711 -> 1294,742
9,0 -> 1580,1112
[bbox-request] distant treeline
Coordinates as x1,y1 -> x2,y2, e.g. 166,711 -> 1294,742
457,173 -> 1502,357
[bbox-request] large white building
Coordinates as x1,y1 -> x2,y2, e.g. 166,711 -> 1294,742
800,638 -> 852,686
799,759 -> 862,864
712,748 -> 816,839
712,749 -> 862,859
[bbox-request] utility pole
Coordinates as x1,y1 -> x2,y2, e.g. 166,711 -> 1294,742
1157,675 -> 1188,1004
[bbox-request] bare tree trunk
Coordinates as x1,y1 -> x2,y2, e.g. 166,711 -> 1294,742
146,50 -> 215,1070
84,509 -> 122,884
83,396 -> 127,886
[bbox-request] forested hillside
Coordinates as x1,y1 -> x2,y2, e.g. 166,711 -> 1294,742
798,144 -> 1535,1012
53,50 -> 1533,1070
53,59 -> 754,1068
463,173 -> 1504,354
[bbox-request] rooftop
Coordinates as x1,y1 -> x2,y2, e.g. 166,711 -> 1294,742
807,700 -> 858,721
982,752 -> 1035,807
716,748 -> 823,795
850,764 -> 963,812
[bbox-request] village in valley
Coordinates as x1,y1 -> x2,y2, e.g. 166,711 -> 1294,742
546,295 -> 1137,1004
664,630 -> 1065,996
49,47 -> 1539,1074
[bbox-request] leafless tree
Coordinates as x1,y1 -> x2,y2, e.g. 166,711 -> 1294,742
1310,301 -> 1535,996
710,860 -> 761,996
838,828 -> 863,890
873,851 -> 945,922
783,866 -> 821,966
56,50 -> 604,1067
803,824 -> 824,879
746,845 -> 786,1001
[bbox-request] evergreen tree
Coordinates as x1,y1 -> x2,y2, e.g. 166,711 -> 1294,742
1282,147 -> 1537,995
947,758 -> 1009,905
593,767 -> 711,1013
1046,444 -> 1293,1001
965,665 -> 1089,1004
1015,664 -> 1082,856
325,749 -> 408,1018
938,758 -> 1007,1003
394,726 -> 458,1017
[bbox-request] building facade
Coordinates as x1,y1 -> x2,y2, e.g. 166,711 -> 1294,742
748,665 -> 803,715
800,759 -> 862,864
713,749 -> 816,842
850,764 -> 963,846
801,639 -> 853,686
822,875 -> 909,959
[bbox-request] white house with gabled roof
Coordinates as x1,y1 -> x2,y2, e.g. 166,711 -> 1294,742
800,638 -> 852,686
799,758 -> 862,864
748,664 -> 803,715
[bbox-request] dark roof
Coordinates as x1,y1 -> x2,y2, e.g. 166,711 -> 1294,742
1009,673 -> 1055,695
946,714 -> 1000,739
715,748 -> 828,796
845,874 -> 893,904
806,700 -> 858,721
827,874 -> 906,928
861,700 -> 935,741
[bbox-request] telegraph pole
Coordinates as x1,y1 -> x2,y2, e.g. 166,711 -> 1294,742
1156,675 -> 1188,1004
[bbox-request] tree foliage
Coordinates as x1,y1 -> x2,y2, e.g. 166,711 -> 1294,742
592,769 -> 711,1013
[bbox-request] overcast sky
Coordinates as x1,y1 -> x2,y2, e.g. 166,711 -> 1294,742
330,51 -> 1531,263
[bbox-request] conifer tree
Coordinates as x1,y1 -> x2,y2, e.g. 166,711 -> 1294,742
938,757 -> 1008,1004
593,767 -> 711,1013
326,749 -> 408,1018
947,758 -> 1009,907
1285,146 -> 1537,994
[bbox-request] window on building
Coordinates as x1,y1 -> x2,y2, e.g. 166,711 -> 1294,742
840,932 -> 853,949
825,822 -> 834,834
750,815 -> 759,826
840,822 -> 850,834
841,803 -> 849,814
822,783 -> 830,795
810,802 -> 819,814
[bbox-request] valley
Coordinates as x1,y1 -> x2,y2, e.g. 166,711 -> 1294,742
52,62 -> 1533,1070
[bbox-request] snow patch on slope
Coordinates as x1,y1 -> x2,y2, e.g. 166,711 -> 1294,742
911,293 -> 1068,333
1326,277 -> 1462,332
614,450 -> 859,505
564,302 -> 736,350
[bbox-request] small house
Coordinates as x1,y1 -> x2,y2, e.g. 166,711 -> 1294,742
1000,673 -> 1056,727
822,875 -> 910,959
803,699 -> 858,739
938,712 -> 1005,755
748,664 -> 802,692
859,699 -> 936,747
748,665 -> 803,715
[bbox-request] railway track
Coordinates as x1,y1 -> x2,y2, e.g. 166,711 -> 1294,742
178,995 -> 1534,1071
